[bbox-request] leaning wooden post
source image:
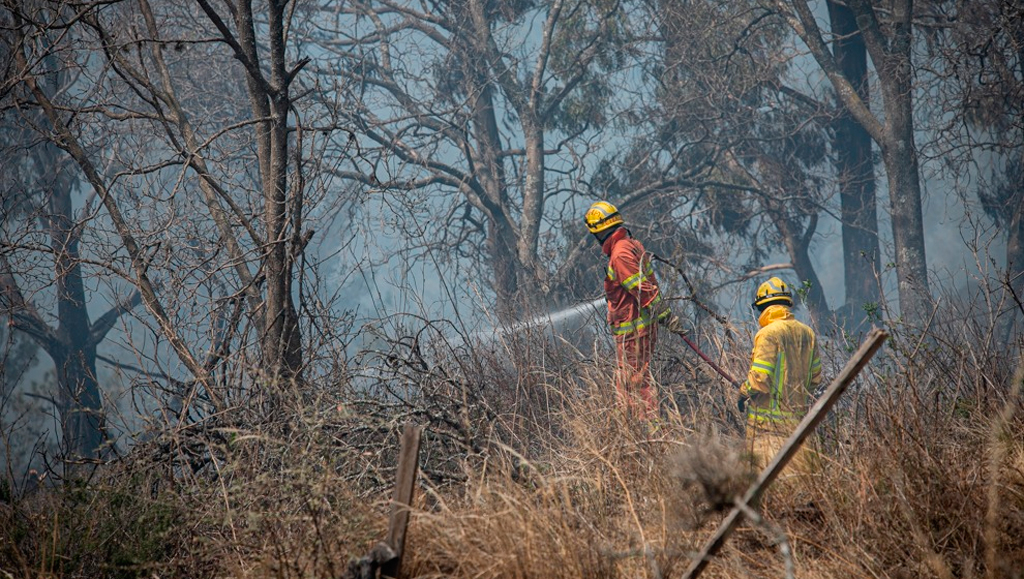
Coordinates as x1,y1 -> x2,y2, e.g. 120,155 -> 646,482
380,423 -> 424,579
682,328 -> 889,579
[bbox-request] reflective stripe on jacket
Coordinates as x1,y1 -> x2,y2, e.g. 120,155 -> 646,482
602,228 -> 667,337
740,305 -> 822,428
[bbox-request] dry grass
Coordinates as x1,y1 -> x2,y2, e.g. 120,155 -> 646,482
394,317 -> 1024,579
1,307 -> 1022,579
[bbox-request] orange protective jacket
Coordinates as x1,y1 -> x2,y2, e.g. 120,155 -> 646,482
602,228 -> 668,336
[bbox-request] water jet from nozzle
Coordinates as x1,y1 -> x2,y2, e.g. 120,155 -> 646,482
472,297 -> 605,343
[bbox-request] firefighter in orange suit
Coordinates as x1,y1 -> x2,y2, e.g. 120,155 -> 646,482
585,201 -> 684,420
738,277 -> 822,472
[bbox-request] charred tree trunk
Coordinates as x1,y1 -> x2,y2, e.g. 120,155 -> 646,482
0,143 -> 110,462
52,349 -> 103,460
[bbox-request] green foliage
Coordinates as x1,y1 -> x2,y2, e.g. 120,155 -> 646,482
550,78 -> 611,134
545,0 -> 632,133
862,301 -> 882,323
795,279 -> 813,303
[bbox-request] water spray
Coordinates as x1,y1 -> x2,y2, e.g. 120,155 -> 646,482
472,297 -> 605,343
469,256 -> 742,388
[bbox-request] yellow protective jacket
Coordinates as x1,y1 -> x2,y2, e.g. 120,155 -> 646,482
740,305 -> 822,429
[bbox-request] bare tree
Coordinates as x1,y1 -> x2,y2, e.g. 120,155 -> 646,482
3,0 -> 320,420
0,94 -> 142,460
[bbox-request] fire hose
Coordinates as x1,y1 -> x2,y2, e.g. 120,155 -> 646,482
652,254 -> 731,328
651,254 -> 741,388
668,326 -> 750,414
668,328 -> 740,388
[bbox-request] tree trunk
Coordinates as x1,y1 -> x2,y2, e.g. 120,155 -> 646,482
235,0 -> 304,385
1001,154 -> 1024,344
789,0 -> 933,325
472,79 -> 525,318
875,0 -> 932,324
789,240 -> 828,330
53,263 -> 104,460
827,0 -> 881,329
466,0 -> 534,319
519,117 -> 547,303
53,348 -> 103,460
261,90 -> 303,385
48,150 -> 105,460
771,210 -> 829,328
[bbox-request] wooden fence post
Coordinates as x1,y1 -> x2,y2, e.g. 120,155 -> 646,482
681,328 -> 889,579
380,423 -> 424,579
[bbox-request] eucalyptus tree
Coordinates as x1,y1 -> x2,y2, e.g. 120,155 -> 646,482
3,0 -> 330,428
826,0 -> 881,325
309,0 -> 644,319
630,0 -> 834,325
772,0 -> 934,326
920,0 -> 1023,342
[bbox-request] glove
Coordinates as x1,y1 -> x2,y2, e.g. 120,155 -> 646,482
653,299 -> 687,336
735,381 -> 748,413
659,309 -> 686,335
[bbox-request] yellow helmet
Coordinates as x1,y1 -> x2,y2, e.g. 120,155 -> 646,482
752,276 -> 793,310
584,201 -> 623,234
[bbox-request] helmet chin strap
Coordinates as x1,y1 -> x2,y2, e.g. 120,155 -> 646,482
594,225 -> 623,244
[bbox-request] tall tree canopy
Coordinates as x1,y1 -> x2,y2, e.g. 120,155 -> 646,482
310,0 -> 646,318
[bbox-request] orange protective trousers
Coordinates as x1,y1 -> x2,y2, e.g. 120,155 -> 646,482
614,328 -> 658,420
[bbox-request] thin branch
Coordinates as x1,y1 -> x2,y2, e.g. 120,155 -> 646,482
0,255 -> 58,351
193,0 -> 275,95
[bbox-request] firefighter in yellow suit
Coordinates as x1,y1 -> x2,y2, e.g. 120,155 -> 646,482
738,277 -> 822,474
